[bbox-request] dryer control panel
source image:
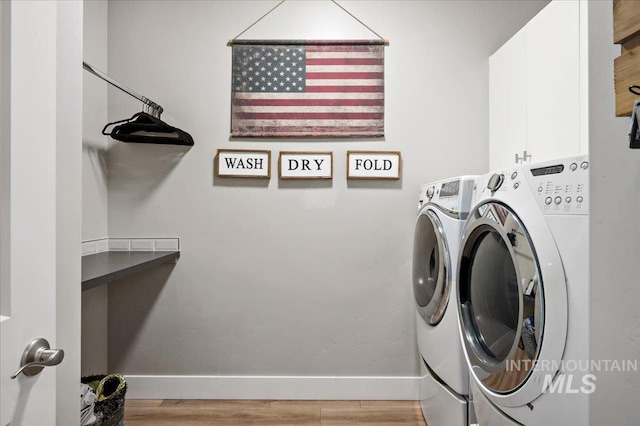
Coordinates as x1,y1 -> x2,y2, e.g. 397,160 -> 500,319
475,155 -> 589,216
523,155 -> 589,216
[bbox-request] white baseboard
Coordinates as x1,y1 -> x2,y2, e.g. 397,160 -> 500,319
125,375 -> 421,400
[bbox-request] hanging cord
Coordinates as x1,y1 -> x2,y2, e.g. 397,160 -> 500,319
227,0 -> 388,46
331,0 -> 388,45
228,0 -> 287,45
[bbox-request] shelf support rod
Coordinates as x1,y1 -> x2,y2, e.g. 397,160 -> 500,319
82,61 -> 163,118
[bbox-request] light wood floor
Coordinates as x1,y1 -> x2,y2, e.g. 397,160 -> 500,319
124,399 -> 427,425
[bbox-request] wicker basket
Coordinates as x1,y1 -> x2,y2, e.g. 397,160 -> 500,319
81,374 -> 127,426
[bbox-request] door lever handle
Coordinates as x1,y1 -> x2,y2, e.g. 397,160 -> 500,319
10,338 -> 64,379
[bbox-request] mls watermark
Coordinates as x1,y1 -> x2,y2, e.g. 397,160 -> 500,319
543,373 -> 597,394
505,359 -> 638,394
506,359 -> 638,373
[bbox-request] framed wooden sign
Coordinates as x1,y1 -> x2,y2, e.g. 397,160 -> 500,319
215,149 -> 271,178
347,151 -> 401,180
279,151 -> 333,180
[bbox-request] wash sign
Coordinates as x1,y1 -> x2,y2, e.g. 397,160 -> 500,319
216,149 -> 271,178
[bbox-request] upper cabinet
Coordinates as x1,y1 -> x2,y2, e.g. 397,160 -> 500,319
490,1 -> 583,171
613,0 -> 640,116
489,30 -> 526,172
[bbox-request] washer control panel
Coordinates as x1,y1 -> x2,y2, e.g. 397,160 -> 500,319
419,180 -> 461,211
418,176 -> 476,213
526,156 -> 589,216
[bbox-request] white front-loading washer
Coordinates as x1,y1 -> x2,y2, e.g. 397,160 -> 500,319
413,176 -> 476,426
457,156 -> 590,425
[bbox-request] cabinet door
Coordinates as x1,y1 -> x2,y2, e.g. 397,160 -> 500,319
489,30 -> 527,171
526,0 -> 580,164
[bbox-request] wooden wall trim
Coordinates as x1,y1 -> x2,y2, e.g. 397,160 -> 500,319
615,45 -> 640,116
613,0 -> 640,116
614,0 -> 640,44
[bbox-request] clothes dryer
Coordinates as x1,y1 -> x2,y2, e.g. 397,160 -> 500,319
457,156 -> 590,425
413,176 -> 476,426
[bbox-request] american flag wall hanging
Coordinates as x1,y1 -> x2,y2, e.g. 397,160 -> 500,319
230,40 -> 385,138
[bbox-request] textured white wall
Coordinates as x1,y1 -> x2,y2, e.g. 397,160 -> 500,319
82,0 -> 108,242
586,0 -> 640,423
104,1 -> 546,378
81,0 -> 109,376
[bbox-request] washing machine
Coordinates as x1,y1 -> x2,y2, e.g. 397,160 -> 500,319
457,155 -> 590,425
413,176 -> 476,426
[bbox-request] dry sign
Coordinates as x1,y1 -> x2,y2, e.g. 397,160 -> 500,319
279,151 -> 333,180
347,151 -> 401,180
216,149 -> 271,178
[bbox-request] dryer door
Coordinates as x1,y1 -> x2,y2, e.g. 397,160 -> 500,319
457,200 -> 567,407
413,208 -> 450,325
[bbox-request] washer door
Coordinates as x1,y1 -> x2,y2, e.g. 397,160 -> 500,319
413,208 -> 450,325
458,201 -> 544,394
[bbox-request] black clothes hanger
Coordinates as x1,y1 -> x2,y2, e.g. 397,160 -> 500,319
102,112 -> 194,146
83,62 -> 194,147
628,86 -> 640,149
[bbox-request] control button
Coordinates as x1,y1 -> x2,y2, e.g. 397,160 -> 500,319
511,171 -> 518,180
426,186 -> 435,199
577,196 -> 584,203
545,197 -> 552,205
570,163 -> 578,171
538,186 -> 543,193
581,161 -> 589,170
554,196 -> 562,205
566,197 -> 572,203
487,173 -> 504,192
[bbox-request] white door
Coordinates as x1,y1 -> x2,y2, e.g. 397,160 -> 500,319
457,200 -> 567,408
526,0 -> 580,163
0,2 -> 82,425
489,1 -> 582,171
489,29 -> 526,171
